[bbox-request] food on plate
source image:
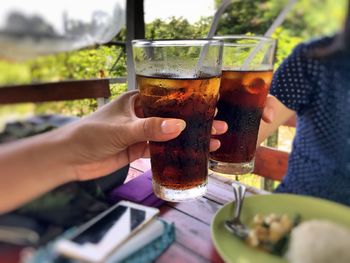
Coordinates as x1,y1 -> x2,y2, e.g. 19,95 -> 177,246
286,220 -> 350,263
244,213 -> 300,256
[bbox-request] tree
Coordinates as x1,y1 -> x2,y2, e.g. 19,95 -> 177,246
214,0 -> 346,38
213,0 -> 346,67
0,0 -> 347,118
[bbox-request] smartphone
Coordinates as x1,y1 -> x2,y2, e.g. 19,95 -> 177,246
54,200 -> 159,263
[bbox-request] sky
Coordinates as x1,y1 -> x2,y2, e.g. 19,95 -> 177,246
0,0 -> 216,29
0,0 -> 125,33
144,0 -> 215,23
0,0 -> 216,36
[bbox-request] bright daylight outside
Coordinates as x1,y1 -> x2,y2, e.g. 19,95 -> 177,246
0,0 -> 346,188
0,0 -> 350,263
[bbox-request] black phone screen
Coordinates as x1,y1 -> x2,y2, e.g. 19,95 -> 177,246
71,205 -> 146,245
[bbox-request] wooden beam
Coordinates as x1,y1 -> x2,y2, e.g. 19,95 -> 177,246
126,0 -> 145,90
0,79 -> 111,104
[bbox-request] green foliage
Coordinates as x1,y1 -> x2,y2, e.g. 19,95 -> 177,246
146,16 -> 211,39
0,0 -> 347,120
29,45 -> 126,81
215,0 -> 346,38
0,45 -> 128,119
0,61 -> 31,85
273,29 -> 302,68
213,0 -> 346,68
214,0 -> 284,36
28,45 -> 128,116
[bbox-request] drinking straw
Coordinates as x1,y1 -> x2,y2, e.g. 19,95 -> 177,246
241,0 -> 297,69
197,0 -> 297,71
196,0 -> 232,71
207,0 -> 232,39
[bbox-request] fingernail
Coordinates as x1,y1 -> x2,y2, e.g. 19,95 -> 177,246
161,119 -> 186,134
211,126 -> 217,135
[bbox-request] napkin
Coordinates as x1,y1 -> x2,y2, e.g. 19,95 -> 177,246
109,170 -> 165,207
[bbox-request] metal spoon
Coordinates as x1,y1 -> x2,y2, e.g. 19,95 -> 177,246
224,183 -> 249,239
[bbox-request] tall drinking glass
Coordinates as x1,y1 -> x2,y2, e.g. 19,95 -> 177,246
132,39 -> 223,201
209,36 -> 276,175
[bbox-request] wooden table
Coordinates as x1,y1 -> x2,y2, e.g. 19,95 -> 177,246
155,173 -> 268,263
0,162 -> 268,263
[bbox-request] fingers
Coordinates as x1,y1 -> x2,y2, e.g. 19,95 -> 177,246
120,117 -> 186,146
212,120 -> 228,135
209,139 -> 221,152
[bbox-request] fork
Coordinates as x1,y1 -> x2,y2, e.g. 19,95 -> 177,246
224,183 -> 249,239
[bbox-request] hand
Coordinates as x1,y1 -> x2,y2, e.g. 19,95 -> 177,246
65,91 -> 227,181
257,95 -> 296,146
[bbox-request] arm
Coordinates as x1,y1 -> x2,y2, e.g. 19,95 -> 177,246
0,91 -> 185,213
257,95 -> 296,146
0,130 -> 73,214
0,91 -> 227,213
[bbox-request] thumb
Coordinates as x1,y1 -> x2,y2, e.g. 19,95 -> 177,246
120,117 -> 186,145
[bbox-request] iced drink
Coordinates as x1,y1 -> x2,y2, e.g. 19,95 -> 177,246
138,74 -> 220,192
211,70 -> 272,163
133,39 -> 223,201
209,35 -> 276,175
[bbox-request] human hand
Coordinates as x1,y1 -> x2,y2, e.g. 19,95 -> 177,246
64,91 -> 227,181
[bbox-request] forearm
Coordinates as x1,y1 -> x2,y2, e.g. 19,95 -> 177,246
257,95 -> 296,146
0,129 -> 74,214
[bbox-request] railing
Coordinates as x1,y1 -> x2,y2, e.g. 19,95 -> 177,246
0,78 -> 127,105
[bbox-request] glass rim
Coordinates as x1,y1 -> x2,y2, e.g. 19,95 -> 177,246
213,35 -> 276,47
132,38 -> 223,47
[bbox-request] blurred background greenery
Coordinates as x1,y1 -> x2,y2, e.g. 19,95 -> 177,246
0,0 -> 346,126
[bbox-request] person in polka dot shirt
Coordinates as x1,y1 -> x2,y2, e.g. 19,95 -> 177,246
257,1 -> 350,206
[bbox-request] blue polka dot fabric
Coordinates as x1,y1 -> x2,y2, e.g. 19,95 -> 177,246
270,36 -> 350,206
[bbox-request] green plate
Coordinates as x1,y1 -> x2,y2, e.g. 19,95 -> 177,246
211,194 -> 350,263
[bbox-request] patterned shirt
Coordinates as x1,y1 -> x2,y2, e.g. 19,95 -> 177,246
270,36 -> 350,206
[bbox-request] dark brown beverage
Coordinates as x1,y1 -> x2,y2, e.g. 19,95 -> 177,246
137,74 -> 220,190
211,70 -> 272,163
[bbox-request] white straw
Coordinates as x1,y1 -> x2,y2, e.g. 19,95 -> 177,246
207,0 -> 233,39
197,0 -> 297,72
196,0 -> 232,71
241,0 -> 298,69
264,0 -> 298,37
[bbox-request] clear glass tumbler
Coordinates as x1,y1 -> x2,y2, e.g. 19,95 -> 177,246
210,35 -> 276,175
133,39 -> 223,201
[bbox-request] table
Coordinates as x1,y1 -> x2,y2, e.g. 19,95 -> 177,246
0,169 -> 268,263
155,173 -> 268,263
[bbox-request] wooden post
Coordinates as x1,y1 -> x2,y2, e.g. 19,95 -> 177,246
261,130 -> 279,191
126,0 -> 145,90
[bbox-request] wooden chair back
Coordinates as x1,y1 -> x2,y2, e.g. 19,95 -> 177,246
253,115 -> 296,181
